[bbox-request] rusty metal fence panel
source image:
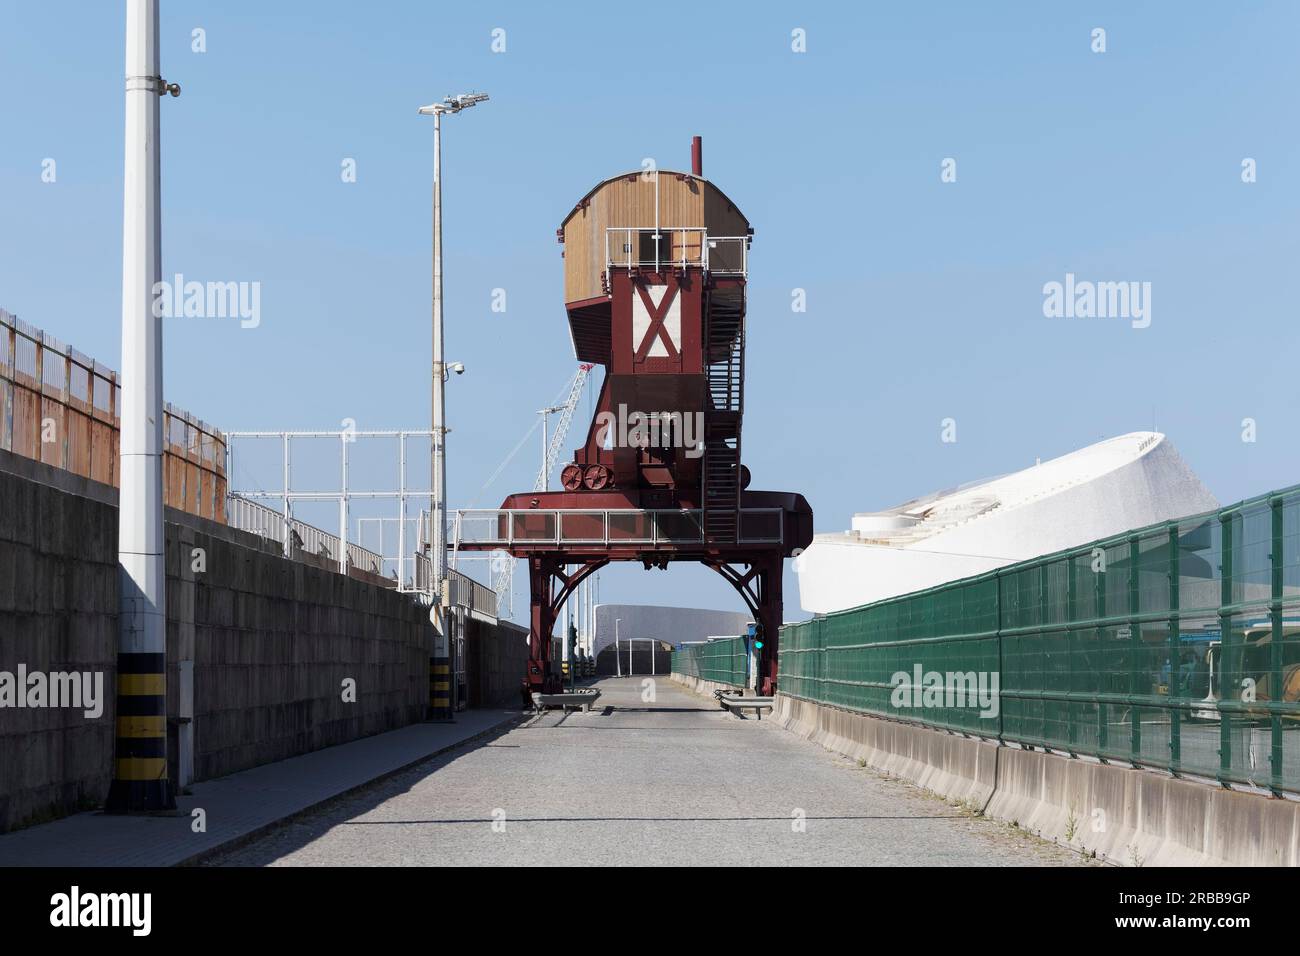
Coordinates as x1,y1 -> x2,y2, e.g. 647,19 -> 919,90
0,309 -> 226,522
779,485 -> 1300,795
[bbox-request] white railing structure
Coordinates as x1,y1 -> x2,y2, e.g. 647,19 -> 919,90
224,429 -> 499,621
355,512 -> 507,614
455,507 -> 784,548
229,495 -> 496,621
413,553 -> 497,622
604,228 -> 748,277
225,429 -> 435,585
228,494 -> 385,574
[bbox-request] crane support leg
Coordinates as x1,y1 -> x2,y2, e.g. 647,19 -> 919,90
524,555 -> 609,701
703,554 -> 784,695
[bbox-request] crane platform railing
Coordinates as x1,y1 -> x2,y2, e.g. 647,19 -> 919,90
605,228 -> 748,277
455,507 -> 783,549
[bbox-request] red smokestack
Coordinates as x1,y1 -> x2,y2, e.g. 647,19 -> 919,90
691,136 -> 702,177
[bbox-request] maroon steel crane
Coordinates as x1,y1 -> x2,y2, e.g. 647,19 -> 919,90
458,138 -> 812,698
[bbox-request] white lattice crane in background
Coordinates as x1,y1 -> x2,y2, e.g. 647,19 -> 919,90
537,364 -> 593,492
454,364 -> 594,619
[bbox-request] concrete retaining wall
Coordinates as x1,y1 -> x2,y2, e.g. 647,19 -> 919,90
165,517 -> 430,783
0,451 -> 432,832
766,692 -> 998,811
466,617 -> 529,709
759,688 -> 1300,867
0,450 -> 121,831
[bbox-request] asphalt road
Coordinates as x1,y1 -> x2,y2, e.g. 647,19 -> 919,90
211,677 -> 1087,866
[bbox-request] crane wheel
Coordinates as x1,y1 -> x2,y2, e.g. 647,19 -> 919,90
560,464 -> 584,491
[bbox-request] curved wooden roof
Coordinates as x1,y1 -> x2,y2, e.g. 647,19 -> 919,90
558,169 -> 752,304
558,169 -> 750,231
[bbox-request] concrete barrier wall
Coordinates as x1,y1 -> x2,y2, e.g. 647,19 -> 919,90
762,691 -> 1300,867
0,451 -> 119,831
466,617 -> 529,709
0,450 -> 430,832
166,516 -> 429,782
670,672 -> 742,700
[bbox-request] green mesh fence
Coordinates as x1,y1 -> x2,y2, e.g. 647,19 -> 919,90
672,636 -> 749,687
779,485 -> 1300,794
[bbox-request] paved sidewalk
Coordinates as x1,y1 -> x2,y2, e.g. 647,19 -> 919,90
0,709 -> 521,867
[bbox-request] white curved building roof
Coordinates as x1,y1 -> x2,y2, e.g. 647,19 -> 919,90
796,432 -> 1218,614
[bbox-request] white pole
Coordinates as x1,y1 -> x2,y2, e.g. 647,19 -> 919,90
431,109 -> 447,613
111,0 -> 171,812
615,618 -> 622,678
281,434 -> 292,556
339,433 -> 349,574
398,433 -> 406,589
540,409 -> 548,492
654,168 -> 660,271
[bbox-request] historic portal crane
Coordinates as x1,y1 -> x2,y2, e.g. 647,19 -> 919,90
457,138 -> 813,697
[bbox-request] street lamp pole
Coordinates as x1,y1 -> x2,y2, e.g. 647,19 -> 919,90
431,107 -> 444,597
418,92 -> 488,612
418,92 -> 486,723
108,0 -> 179,814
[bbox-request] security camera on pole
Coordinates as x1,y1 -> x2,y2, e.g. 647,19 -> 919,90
418,91 -> 487,721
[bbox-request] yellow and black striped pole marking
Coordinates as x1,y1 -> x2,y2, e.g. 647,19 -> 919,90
429,658 -> 452,721
105,651 -> 172,811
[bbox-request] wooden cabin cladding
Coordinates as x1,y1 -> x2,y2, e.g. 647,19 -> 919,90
559,170 -> 750,305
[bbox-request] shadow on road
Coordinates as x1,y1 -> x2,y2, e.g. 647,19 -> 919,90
203,717 -> 524,867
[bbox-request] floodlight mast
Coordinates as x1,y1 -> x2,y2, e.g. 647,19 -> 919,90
416,90 -> 488,629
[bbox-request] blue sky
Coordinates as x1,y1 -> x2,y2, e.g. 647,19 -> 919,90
2,1 -> 1298,623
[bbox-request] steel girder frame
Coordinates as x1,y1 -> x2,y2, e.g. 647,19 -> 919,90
522,546 -> 787,698
703,553 -> 784,694
526,555 -> 609,700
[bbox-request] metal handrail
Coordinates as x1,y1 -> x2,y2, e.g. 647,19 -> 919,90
0,308 -> 227,521
413,553 -> 497,619
227,494 -> 386,573
604,228 -> 748,277
455,507 -> 783,547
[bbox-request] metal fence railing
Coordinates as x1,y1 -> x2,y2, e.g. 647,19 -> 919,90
672,636 -> 750,688
226,495 -> 385,574
227,495 -> 497,619
0,308 -> 226,521
604,228 -> 749,277
455,507 -> 784,548
779,483 -> 1300,795
414,552 -> 498,621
